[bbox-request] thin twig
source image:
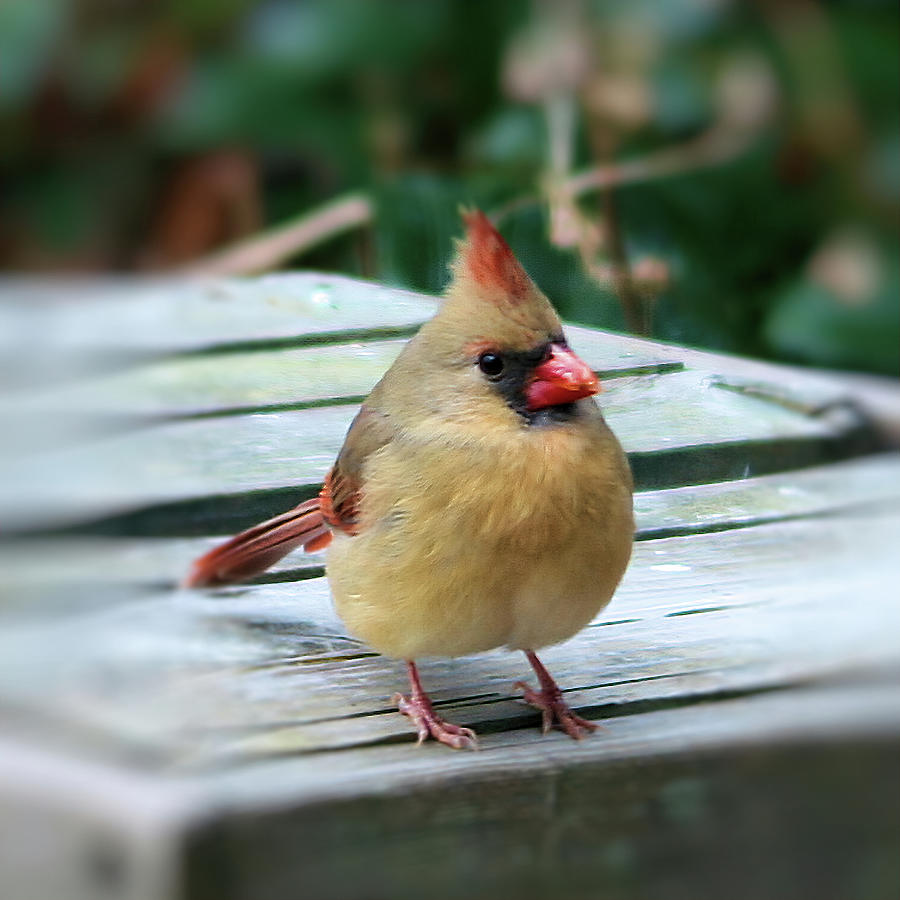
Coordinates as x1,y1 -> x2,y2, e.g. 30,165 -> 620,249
493,124 -> 757,225
180,192 -> 373,278
566,124 -> 753,196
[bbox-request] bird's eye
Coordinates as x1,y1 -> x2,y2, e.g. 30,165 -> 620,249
477,351 -> 505,378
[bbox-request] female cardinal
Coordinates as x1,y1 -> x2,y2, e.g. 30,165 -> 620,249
185,210 -> 634,749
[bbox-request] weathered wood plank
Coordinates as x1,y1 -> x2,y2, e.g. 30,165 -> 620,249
3,454 -> 899,613
570,322 -> 900,448
2,683 -> 897,900
1,328 -> 682,426
0,277 -> 687,375
181,684 -> 899,900
0,274 -> 438,389
4,274 -> 889,457
1,509 -> 896,766
171,510 -> 900,760
2,273 -> 885,411
1,369 -> 877,534
2,341 -> 406,427
631,450 -> 900,538
0,341 -> 680,462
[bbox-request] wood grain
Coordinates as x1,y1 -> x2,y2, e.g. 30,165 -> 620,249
0,274 -> 437,383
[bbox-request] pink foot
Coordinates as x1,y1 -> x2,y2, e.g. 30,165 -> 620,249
514,680 -> 598,739
517,650 -> 599,740
394,661 -> 478,750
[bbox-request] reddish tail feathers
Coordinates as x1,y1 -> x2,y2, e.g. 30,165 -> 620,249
182,498 -> 332,588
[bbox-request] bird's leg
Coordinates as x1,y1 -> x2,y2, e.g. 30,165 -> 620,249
393,660 -> 478,750
516,650 -> 598,740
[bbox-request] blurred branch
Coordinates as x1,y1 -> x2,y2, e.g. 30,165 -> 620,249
571,50 -> 777,196
181,192 -> 373,278
494,121 -> 764,225
566,123 -> 756,197
489,193 -> 541,227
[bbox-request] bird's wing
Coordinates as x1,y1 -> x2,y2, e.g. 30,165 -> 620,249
183,403 -> 394,587
321,404 -> 394,535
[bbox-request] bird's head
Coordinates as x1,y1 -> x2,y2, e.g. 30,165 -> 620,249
391,209 -> 599,431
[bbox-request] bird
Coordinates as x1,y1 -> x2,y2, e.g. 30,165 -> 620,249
184,209 -> 634,749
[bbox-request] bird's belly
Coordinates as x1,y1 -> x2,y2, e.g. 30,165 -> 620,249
505,536 -> 628,651
326,487 -> 632,660
327,529 -> 518,659
326,425 -> 633,660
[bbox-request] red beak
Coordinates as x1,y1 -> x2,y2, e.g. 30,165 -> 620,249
525,345 -> 600,411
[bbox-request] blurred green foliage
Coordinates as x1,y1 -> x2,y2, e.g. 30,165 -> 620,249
0,0 -> 897,374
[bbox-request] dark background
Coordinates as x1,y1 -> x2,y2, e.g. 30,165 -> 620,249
1,0 -> 897,374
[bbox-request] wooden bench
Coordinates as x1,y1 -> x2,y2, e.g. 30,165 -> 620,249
1,274 -> 898,900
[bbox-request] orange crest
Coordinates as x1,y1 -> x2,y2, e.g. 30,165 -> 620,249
458,209 -> 531,304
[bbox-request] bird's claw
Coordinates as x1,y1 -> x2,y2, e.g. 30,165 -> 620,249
514,680 -> 599,740
393,692 -> 479,750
